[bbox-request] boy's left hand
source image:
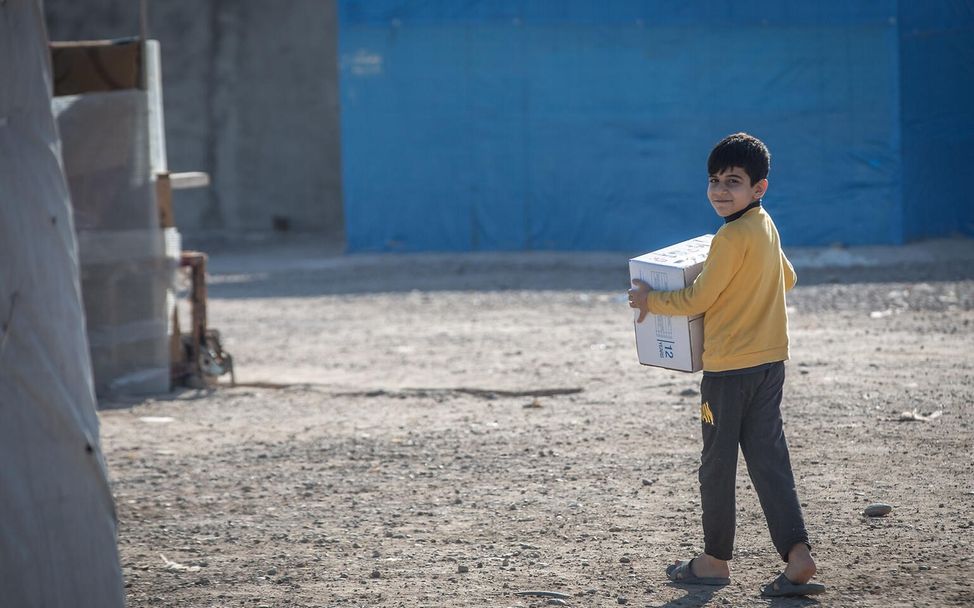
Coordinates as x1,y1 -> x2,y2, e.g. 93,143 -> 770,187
628,279 -> 652,323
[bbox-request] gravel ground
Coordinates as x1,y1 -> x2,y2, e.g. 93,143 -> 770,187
99,239 -> 974,607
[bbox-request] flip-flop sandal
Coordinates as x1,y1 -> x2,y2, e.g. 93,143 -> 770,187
761,573 -> 826,597
665,559 -> 730,586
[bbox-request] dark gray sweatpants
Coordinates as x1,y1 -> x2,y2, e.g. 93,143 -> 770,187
698,361 -> 809,562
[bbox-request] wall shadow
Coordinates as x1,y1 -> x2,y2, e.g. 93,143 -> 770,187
201,244 -> 974,300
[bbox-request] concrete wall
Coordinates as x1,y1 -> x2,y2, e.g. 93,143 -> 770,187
44,0 -> 344,241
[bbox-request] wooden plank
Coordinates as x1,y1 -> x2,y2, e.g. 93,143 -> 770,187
50,39 -> 142,96
170,172 -> 210,190
155,172 -> 174,228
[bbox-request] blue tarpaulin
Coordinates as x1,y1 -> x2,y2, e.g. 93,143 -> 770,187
898,3 -> 974,241
338,1 -> 974,252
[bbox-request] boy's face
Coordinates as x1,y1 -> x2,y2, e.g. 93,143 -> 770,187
707,166 -> 768,217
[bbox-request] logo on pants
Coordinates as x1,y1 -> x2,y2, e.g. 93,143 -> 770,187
701,401 -> 715,426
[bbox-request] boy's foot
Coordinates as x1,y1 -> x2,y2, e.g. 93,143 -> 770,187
665,554 -> 730,586
784,543 -> 816,584
763,542 -> 825,596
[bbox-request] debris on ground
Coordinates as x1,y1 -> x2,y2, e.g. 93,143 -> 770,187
514,590 -> 571,599
898,409 -> 943,422
160,555 -> 200,572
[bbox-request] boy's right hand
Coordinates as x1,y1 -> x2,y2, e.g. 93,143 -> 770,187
628,279 -> 652,323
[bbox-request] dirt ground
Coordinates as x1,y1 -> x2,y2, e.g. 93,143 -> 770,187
99,239 -> 974,607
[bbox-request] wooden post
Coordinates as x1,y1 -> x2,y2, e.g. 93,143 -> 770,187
179,251 -> 208,384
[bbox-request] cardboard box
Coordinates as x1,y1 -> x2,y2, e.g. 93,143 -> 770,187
629,234 -> 713,372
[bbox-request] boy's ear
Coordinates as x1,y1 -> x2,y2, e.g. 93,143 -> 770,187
753,178 -> 768,200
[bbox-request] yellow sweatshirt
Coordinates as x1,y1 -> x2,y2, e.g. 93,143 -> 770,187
646,206 -> 796,372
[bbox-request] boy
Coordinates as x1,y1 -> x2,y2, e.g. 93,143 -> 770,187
628,133 -> 825,597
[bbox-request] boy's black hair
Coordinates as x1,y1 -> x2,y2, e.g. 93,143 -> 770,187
708,132 -> 770,185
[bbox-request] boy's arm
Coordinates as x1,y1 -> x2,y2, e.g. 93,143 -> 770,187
643,231 -> 744,317
782,249 -> 797,291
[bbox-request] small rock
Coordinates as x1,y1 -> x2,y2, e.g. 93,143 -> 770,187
864,503 -> 893,517
458,565 -> 469,573
641,478 -> 655,486
609,526 -> 623,533
371,550 -> 380,558
617,596 -> 628,604
619,556 -> 631,564
546,600 -> 568,606
266,568 -> 277,576
369,569 -> 381,579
